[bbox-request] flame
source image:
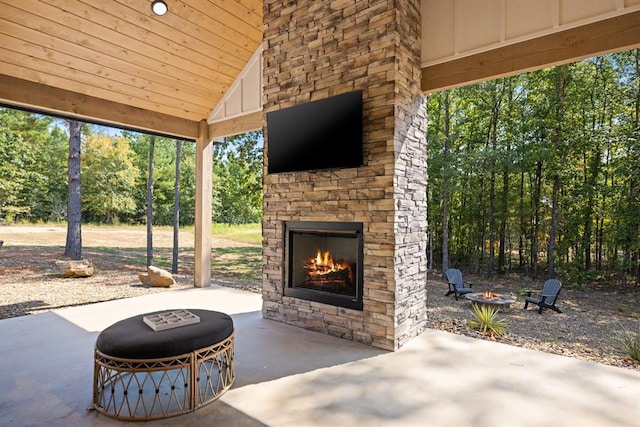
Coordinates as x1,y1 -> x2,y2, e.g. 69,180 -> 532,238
304,249 -> 351,279
483,291 -> 498,300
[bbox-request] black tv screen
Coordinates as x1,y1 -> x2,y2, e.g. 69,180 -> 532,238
266,90 -> 363,174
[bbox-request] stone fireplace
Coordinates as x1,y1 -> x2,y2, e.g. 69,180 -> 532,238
285,221 -> 364,311
262,0 -> 428,351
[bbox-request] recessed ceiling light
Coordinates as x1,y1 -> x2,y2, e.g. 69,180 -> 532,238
151,0 -> 168,16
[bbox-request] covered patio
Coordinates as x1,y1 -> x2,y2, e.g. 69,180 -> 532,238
2,286 -> 640,426
1,1 -> 640,423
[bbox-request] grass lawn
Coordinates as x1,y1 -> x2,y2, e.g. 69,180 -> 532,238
0,222 -> 263,286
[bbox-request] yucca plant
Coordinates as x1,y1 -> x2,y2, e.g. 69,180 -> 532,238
467,304 -> 507,337
613,325 -> 640,362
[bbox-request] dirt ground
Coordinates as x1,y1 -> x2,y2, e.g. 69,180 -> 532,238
2,224 -> 195,248
426,270 -> 640,371
1,225 -> 639,372
0,225 -> 259,318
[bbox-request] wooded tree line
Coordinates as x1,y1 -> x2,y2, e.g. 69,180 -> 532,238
3,51 -> 638,285
427,50 -> 640,285
0,109 -> 263,226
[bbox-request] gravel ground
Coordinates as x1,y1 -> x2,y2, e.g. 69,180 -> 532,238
0,246 -> 260,319
1,244 -> 638,372
426,272 -> 640,372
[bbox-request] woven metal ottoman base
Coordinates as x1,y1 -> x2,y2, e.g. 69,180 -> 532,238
91,310 -> 235,421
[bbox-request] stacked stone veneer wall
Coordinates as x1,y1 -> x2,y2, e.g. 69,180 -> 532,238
262,0 -> 427,351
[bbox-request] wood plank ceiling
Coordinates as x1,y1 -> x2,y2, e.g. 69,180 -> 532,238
0,0 -> 263,138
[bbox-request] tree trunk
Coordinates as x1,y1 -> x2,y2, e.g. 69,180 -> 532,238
441,91 -> 451,277
487,143 -> 496,278
518,169 -> 525,271
65,120 -> 82,260
548,65 -> 567,279
597,217 -> 604,270
635,250 -> 640,285
172,140 -> 182,274
633,50 -> 640,284
532,161 -> 543,279
474,172 -> 485,275
428,231 -> 434,271
146,136 -> 155,267
498,168 -> 509,273
548,177 -> 559,278
498,79 -> 514,274
583,149 -> 600,271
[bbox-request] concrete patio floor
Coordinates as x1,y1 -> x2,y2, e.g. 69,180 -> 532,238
1,285 -> 639,427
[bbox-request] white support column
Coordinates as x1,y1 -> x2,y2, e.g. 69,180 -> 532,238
194,120 -> 212,287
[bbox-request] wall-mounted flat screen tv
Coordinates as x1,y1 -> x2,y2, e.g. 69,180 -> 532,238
266,90 -> 363,174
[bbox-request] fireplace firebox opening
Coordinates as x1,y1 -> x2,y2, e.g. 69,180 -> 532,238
285,221 -> 364,310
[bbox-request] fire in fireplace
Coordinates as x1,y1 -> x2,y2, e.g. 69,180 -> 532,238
285,221 -> 363,310
304,249 -> 352,288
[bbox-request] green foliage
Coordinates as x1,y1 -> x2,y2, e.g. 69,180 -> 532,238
126,134 -> 198,226
213,131 -> 263,225
613,324 -> 640,362
0,108 -> 66,222
82,134 -> 139,223
467,304 -> 507,337
175,143 -> 196,225
0,109 -> 264,227
556,268 -> 603,291
428,50 -> 640,281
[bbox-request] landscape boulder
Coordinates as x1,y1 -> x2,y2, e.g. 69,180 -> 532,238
55,259 -> 94,278
139,265 -> 175,287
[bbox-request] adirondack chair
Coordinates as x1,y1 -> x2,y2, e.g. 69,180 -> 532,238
444,268 -> 475,301
524,279 -> 563,314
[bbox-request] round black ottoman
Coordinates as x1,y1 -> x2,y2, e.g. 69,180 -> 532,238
91,309 -> 235,421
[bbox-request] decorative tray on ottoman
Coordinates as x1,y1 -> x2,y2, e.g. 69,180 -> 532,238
143,309 -> 200,331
